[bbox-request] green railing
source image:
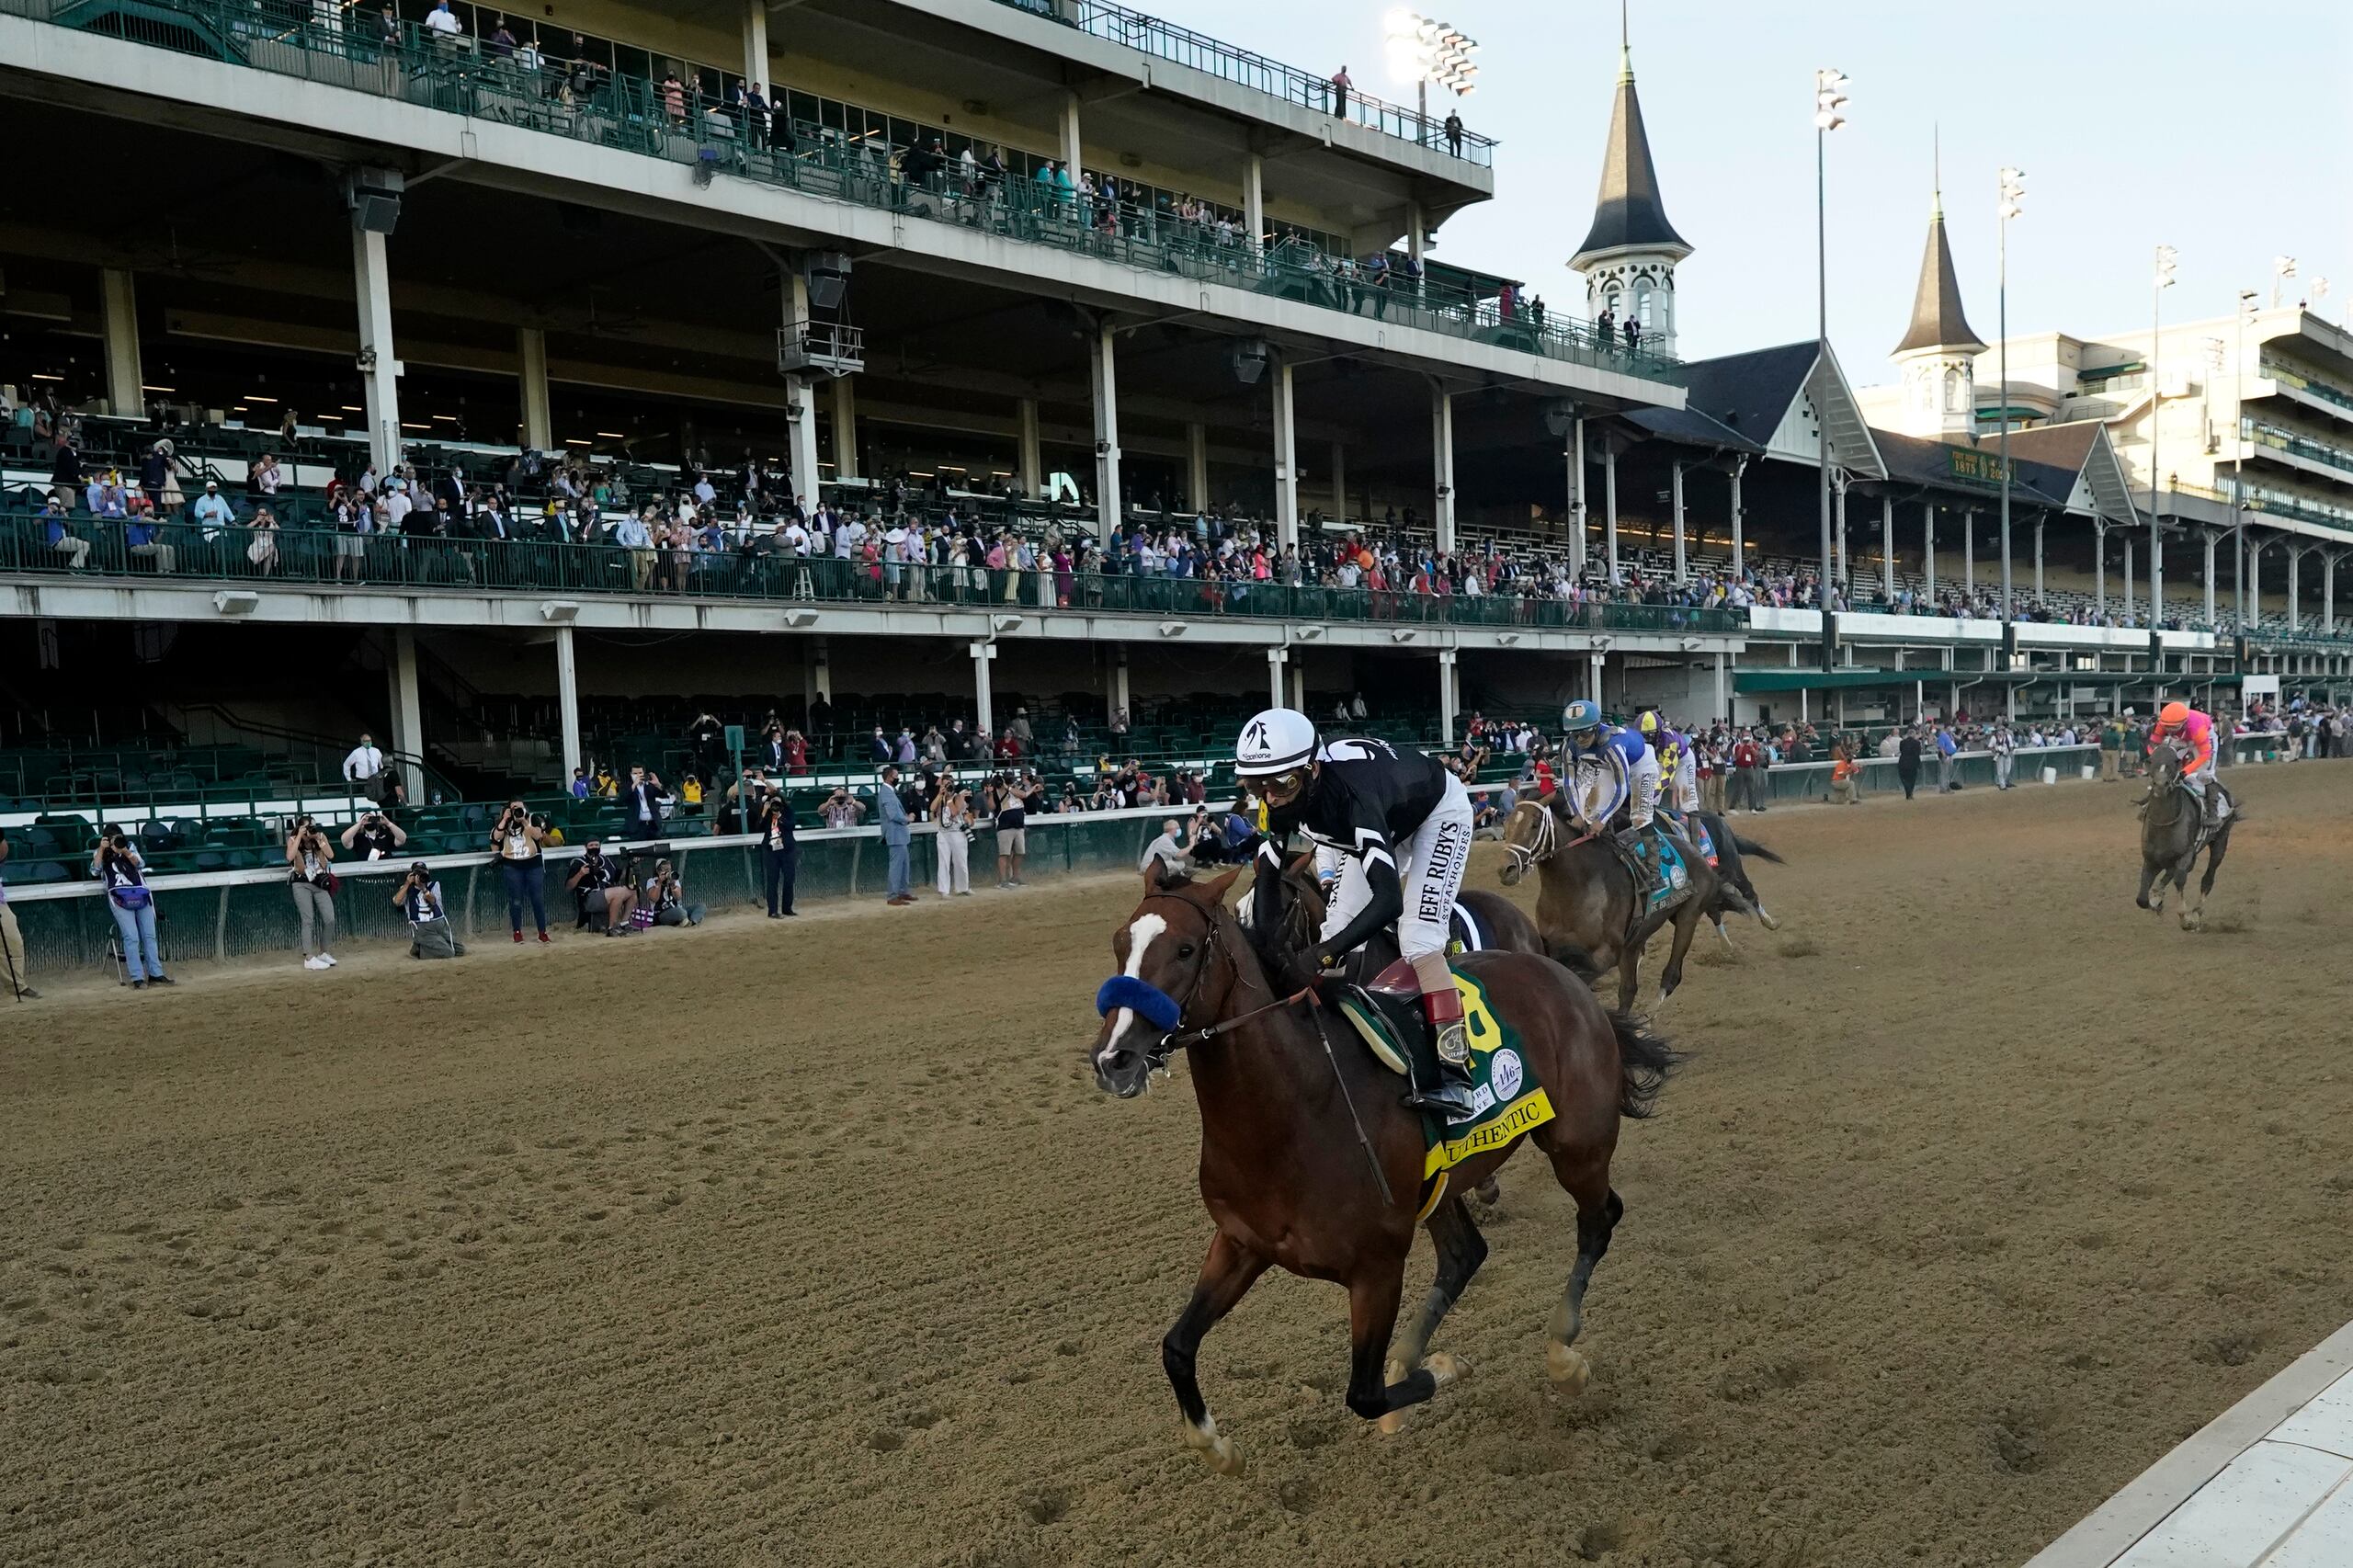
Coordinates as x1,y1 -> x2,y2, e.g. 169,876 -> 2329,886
0,517 -> 1750,635
2262,357 -> 2353,418
1002,0 -> 1495,166
2245,417 -> 2353,477
6,0 -> 1666,381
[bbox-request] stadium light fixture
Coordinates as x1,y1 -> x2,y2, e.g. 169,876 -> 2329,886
783,609 -> 820,629
2273,254 -> 2298,309
213,590 -> 261,617
1812,68 -> 1847,132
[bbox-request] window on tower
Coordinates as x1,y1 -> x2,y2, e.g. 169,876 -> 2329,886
1942,367 -> 1962,414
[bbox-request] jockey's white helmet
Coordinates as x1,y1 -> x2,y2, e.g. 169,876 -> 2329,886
1234,708 -> 1318,778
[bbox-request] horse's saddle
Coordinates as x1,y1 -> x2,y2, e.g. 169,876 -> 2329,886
1332,965 -> 1559,1184
1336,961 -> 1440,1086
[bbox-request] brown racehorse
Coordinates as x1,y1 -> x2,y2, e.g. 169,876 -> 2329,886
1089,865 -> 1677,1472
1495,794 -> 1736,1011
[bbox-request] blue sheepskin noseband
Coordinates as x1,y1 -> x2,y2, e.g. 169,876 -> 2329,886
1096,974 -> 1183,1032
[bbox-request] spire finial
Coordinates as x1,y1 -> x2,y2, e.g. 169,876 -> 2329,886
1618,0 -> 1631,83
1931,124 -> 1942,219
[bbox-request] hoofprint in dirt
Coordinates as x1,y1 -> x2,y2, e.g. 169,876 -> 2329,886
1,761 -> 2347,1567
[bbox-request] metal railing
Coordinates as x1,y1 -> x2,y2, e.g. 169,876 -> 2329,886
6,0 -> 1658,380
996,0 -> 1494,165
2262,357 -> 2353,418
0,518 -> 1746,635
2245,417 -> 2353,477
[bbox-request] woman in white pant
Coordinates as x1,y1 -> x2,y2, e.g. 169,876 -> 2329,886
285,817 -> 339,970
934,777 -> 974,896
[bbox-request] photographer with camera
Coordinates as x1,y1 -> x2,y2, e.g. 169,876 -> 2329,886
932,773 -> 974,897
566,838 -> 640,936
340,807 -> 408,860
757,790 -> 799,917
488,797 -> 551,945
93,824 -> 172,988
392,859 -> 464,960
820,787 -> 864,829
987,771 -> 1028,890
284,814 -> 340,971
642,858 -> 706,927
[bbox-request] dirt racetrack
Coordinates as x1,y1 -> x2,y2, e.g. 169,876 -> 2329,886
4,760 -> 2351,1567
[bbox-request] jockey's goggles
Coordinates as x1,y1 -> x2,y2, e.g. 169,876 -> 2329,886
1253,767 -> 1312,806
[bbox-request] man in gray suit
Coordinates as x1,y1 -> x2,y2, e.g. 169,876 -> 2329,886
877,765 -> 915,905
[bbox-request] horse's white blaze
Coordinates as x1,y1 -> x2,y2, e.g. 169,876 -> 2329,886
1097,912 -> 1168,1065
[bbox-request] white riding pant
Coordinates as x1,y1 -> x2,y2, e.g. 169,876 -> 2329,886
1622,746 -> 1662,830
1666,753 -> 1699,813
1319,772 -> 1473,963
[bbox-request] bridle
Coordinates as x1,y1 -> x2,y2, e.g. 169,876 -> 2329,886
1503,797 -> 1595,874
1129,893 -> 1316,1073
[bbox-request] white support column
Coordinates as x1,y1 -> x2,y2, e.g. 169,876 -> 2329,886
782,268 -> 820,512
1431,384 -> 1456,555
1017,396 -> 1042,500
2203,530 -> 2219,629
1568,419 -> 1587,576
1924,504 -> 1937,602
1091,321 -> 1121,532
971,642 -> 997,741
2327,552 -> 2338,636
2093,521 -> 2108,616
1058,91 -> 1084,180
352,224 -> 404,475
1111,645 -> 1131,722
1438,649 -> 1460,744
1405,199 -> 1427,267
1289,663 -> 1306,712
1670,461 -> 1687,585
1266,647 -> 1287,710
1329,440 -> 1347,521
2248,532 -> 2263,624
2150,517 -> 2164,625
2122,535 -> 2135,624
810,638 -> 832,703
1587,651 -> 1604,706
1712,650 -> 1727,724
743,0 -> 768,91
1186,421 -> 1209,511
2035,517 -> 2045,601
100,267 -> 142,418
1962,509 -> 1975,596
517,327 -> 552,451
1272,359 -> 1299,551
1243,151 -> 1266,254
1729,456 -> 1746,578
1881,493 -> 1895,604
387,629 -> 425,804
1832,472 -> 1848,594
2284,544 -> 2300,632
554,624 -> 582,780
1602,443 -> 1620,583
830,375 -> 859,480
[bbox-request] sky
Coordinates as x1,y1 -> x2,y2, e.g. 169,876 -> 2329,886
1153,1 -> 2353,375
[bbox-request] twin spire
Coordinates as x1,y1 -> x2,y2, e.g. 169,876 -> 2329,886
1568,8 -> 1689,271
1893,130 -> 1985,357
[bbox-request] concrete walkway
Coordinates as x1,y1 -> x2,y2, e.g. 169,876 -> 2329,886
2025,1320 -> 2353,1567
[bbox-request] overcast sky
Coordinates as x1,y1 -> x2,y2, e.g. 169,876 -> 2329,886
1154,1 -> 2353,373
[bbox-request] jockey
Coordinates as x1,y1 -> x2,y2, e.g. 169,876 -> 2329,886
1561,699 -> 1663,891
1237,708 -> 1479,1120
2148,699 -> 2226,832
1638,710 -> 1702,824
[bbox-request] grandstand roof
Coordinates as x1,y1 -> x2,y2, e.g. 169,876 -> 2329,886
1569,48 -> 1691,270
1676,342 -> 1887,478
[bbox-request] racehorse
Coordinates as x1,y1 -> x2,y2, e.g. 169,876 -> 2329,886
1682,808 -> 1785,939
1267,851 -> 1547,970
2135,743 -> 2236,932
1495,793 -> 1744,1012
1089,866 -> 1677,1471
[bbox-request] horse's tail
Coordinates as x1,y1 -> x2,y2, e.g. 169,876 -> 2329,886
1731,835 -> 1785,865
1547,938 -> 1602,982
1608,1008 -> 1681,1120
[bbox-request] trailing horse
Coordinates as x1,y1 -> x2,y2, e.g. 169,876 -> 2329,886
1683,809 -> 1785,940
1088,866 -> 1677,1471
1496,793 -> 1745,1010
2135,744 -> 2236,932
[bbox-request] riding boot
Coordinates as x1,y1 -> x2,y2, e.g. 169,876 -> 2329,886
1401,980 -> 1479,1122
1615,826 -> 1656,896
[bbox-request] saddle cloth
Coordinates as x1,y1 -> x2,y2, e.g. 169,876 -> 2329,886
1333,966 -> 1557,1183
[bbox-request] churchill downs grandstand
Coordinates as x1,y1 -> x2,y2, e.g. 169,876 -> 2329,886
2,0 -> 2349,1563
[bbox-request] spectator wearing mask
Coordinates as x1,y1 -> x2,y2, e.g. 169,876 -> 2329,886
933,775 -> 974,897
1935,724 -> 1960,792
94,824 -> 171,989
340,808 -> 408,860
877,765 -> 914,906
567,840 -> 640,934
2099,716 -> 2126,782
394,861 -> 464,959
1896,728 -> 1923,801
622,765 -> 665,842
642,859 -> 705,927
1991,724 -> 2016,790
343,732 -> 386,797
0,830 -> 32,999
285,814 -> 340,971
1727,732 -> 1766,813
757,790 -> 799,917
1139,817 -> 1193,875
489,799 -> 551,944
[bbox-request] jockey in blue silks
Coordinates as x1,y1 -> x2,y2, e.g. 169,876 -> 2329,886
1561,698 -> 1665,894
